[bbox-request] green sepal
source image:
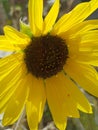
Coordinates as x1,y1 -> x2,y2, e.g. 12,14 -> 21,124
19,19 -> 33,38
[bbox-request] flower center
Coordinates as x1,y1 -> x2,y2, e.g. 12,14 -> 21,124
24,35 -> 68,79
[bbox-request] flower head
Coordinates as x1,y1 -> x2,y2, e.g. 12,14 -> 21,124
0,0 -> 98,130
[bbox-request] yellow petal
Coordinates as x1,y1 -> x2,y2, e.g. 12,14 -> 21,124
75,53 -> 98,66
4,26 -> 31,49
68,30 -> 98,46
80,31 -> 98,43
52,0 -> 98,35
0,36 -> 20,51
28,0 -> 43,36
0,63 -> 26,113
26,74 -> 46,130
57,72 -> 92,113
0,85 -> 17,113
64,59 -> 98,97
73,30 -> 98,57
0,63 -> 25,97
2,75 -> 29,125
43,0 -> 59,35
0,64 -> 27,100
67,20 -> 98,37
69,46 -> 98,67
0,53 -> 27,114
60,20 -> 98,40
46,73 -> 80,130
63,23 -> 98,66
0,53 -> 24,81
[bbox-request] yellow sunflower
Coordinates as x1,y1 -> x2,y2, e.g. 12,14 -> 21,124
0,0 -> 98,130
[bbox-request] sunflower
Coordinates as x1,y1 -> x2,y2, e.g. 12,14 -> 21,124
0,0 -> 98,130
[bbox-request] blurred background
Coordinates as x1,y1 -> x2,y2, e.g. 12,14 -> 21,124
0,0 -> 98,130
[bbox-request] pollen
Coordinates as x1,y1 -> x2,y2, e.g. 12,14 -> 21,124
24,35 -> 68,79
